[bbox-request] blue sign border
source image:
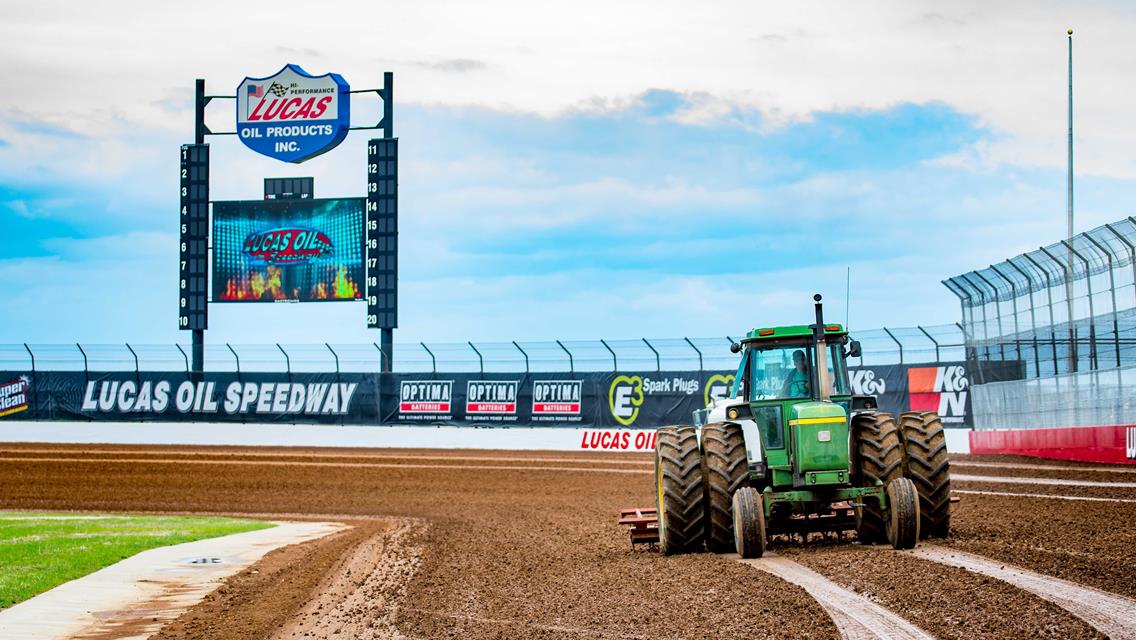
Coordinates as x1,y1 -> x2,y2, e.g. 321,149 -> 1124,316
237,64 -> 350,164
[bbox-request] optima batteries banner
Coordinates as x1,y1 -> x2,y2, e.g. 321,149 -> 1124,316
212,198 -> 364,303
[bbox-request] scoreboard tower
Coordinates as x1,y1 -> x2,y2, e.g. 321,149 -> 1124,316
181,71 -> 398,373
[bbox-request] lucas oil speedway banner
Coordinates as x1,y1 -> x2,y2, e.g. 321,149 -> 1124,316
1,361 -> 1020,428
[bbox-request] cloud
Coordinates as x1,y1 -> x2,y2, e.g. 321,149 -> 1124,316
409,58 -> 488,73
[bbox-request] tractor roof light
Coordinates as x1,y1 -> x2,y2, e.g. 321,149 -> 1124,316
758,329 -> 775,336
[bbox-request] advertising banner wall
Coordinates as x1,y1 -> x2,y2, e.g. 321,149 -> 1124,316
212,198 -> 365,303
1,361 -> 1021,427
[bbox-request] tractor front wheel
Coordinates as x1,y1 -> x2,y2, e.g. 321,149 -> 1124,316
654,426 -> 706,554
732,487 -> 766,559
852,412 -> 904,545
702,422 -> 749,552
886,477 -> 920,550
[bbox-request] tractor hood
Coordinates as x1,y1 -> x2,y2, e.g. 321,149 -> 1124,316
788,402 -> 850,486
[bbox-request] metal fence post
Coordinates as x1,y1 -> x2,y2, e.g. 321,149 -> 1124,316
961,273 -> 993,363
420,343 -> 436,374
1107,222 -> 1136,309
226,344 -> 241,377
373,342 -> 390,372
1061,241 -> 1097,370
76,343 -> 89,383
642,338 -> 661,372
1040,245 -> 1078,373
23,343 -> 37,419
125,343 -> 140,385
990,264 -> 1023,365
974,271 -> 1007,362
1084,232 -> 1122,368
1007,258 -> 1042,377
881,327 -> 903,364
325,343 -> 339,377
175,344 -> 190,374
1023,252 -> 1061,375
276,344 -> 291,377
512,341 -> 529,373
599,339 -> 617,371
917,326 -> 940,363
468,342 -> 484,375
556,340 -> 574,374
683,337 -> 703,372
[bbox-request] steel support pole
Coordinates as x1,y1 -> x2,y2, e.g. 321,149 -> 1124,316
373,342 -> 389,372
556,340 -> 574,374
125,343 -> 140,385
1067,30 -> 1076,374
917,326 -> 940,363
175,344 -> 189,374
1108,221 -> 1136,309
276,343 -> 291,376
420,343 -> 435,374
962,273 -> 993,362
1084,233 -> 1121,368
1007,258 -> 1041,377
1040,246 -> 1077,373
1062,240 -> 1097,369
468,342 -> 484,375
380,71 -> 395,374
642,338 -> 661,372
192,78 -> 206,376
683,337 -> 703,372
990,264 -> 1023,365
226,343 -> 240,377
882,327 -> 903,364
600,339 -> 617,372
76,343 -> 88,383
512,341 -> 529,373
974,271 -> 1007,362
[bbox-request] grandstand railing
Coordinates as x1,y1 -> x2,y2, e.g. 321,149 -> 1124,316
0,324 -> 965,374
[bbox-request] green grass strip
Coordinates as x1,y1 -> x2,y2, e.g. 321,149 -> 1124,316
0,512 -> 272,609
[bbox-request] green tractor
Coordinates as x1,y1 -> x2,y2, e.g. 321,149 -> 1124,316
654,295 -> 951,557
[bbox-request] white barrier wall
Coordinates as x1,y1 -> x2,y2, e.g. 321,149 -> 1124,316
0,421 -> 972,454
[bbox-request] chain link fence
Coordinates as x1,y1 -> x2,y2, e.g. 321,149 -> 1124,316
946,216 -> 1136,429
0,324 -> 963,375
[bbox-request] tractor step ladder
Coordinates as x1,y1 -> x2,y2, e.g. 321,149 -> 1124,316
618,507 -> 659,547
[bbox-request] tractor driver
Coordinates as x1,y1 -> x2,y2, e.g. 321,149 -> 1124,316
781,349 -> 810,398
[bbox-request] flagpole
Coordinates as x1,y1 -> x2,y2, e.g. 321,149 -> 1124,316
1066,28 -> 1076,374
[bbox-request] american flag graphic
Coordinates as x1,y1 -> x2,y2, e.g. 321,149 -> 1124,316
248,84 -> 264,98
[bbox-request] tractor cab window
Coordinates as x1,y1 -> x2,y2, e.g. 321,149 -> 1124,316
748,344 -> 814,401
827,343 -> 851,396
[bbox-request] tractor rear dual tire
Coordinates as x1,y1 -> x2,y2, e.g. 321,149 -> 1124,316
897,411 -> 952,539
732,487 -> 766,558
701,422 -> 749,552
654,426 -> 706,555
852,412 -> 904,545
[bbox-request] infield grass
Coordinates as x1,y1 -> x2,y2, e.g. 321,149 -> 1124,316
0,512 -> 272,609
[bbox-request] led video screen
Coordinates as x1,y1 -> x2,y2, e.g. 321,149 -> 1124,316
212,198 -> 364,303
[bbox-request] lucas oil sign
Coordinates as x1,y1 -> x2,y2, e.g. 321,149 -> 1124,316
236,64 -> 350,163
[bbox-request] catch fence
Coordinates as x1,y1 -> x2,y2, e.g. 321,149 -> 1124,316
0,325 -> 965,375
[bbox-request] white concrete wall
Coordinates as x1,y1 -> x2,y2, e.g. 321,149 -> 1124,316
0,421 -> 972,454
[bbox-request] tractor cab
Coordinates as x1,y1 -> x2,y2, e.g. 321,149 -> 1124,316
728,323 -> 856,489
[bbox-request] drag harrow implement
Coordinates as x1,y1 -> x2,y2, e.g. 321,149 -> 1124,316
619,508 -> 659,547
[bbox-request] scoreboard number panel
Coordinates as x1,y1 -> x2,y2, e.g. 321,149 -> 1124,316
366,138 -> 398,329
179,144 -> 209,330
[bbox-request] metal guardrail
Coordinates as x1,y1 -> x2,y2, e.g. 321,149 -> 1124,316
0,325 -> 964,375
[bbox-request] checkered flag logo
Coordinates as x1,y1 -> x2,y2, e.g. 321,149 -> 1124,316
268,82 -> 288,97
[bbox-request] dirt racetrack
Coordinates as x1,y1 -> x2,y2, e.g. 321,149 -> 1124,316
2,444 -> 1134,639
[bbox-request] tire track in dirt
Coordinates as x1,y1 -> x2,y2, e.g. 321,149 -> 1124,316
953,489 -> 1136,503
910,546 -> 1136,640
954,460 -> 1136,475
952,473 -> 1136,488
270,517 -> 426,640
733,553 -> 934,640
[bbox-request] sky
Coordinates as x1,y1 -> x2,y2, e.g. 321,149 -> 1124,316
3,1 -> 1136,351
